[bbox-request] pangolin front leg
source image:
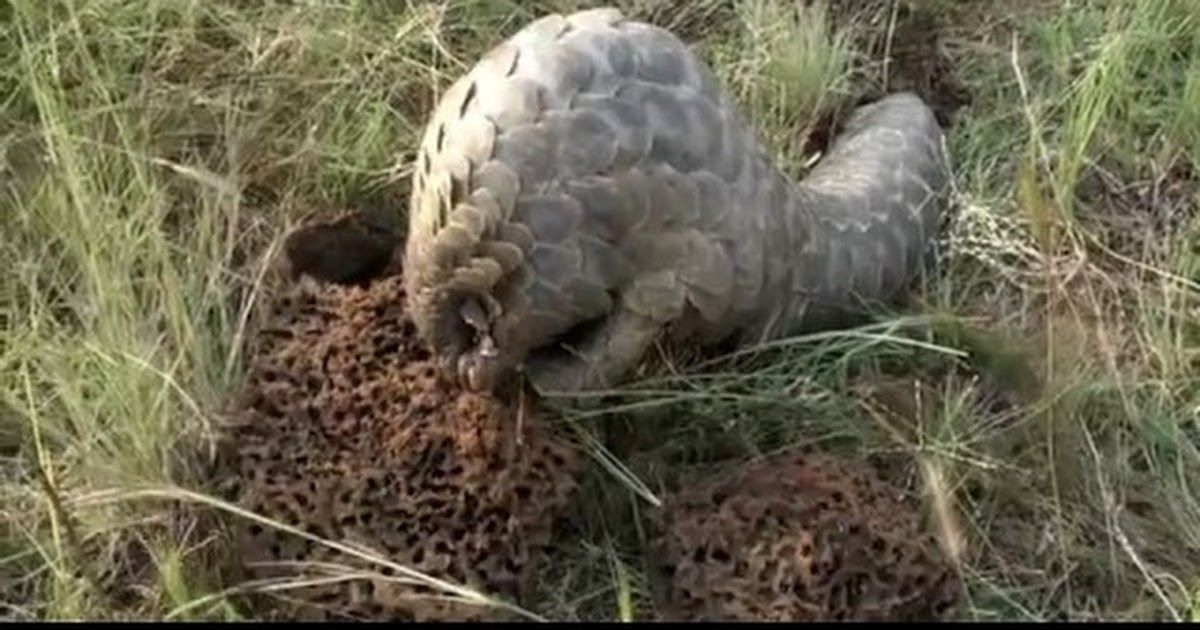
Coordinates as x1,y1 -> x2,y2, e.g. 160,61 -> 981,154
522,301 -> 664,394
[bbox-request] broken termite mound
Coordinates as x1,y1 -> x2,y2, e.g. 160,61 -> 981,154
214,219 -> 583,621
654,450 -> 961,622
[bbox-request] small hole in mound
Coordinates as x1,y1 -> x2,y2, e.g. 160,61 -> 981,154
413,547 -> 425,564
711,549 -> 730,563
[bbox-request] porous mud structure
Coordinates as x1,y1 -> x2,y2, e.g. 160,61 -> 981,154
655,451 -> 960,622
216,265 -> 582,621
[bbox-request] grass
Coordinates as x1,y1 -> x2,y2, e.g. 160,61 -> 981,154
1,0 -> 1198,621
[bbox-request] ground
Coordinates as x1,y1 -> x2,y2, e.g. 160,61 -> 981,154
1,0 -> 1199,621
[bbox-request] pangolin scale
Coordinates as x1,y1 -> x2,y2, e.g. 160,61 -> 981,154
403,7 -> 948,393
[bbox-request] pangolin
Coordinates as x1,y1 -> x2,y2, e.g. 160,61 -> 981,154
403,7 -> 949,394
